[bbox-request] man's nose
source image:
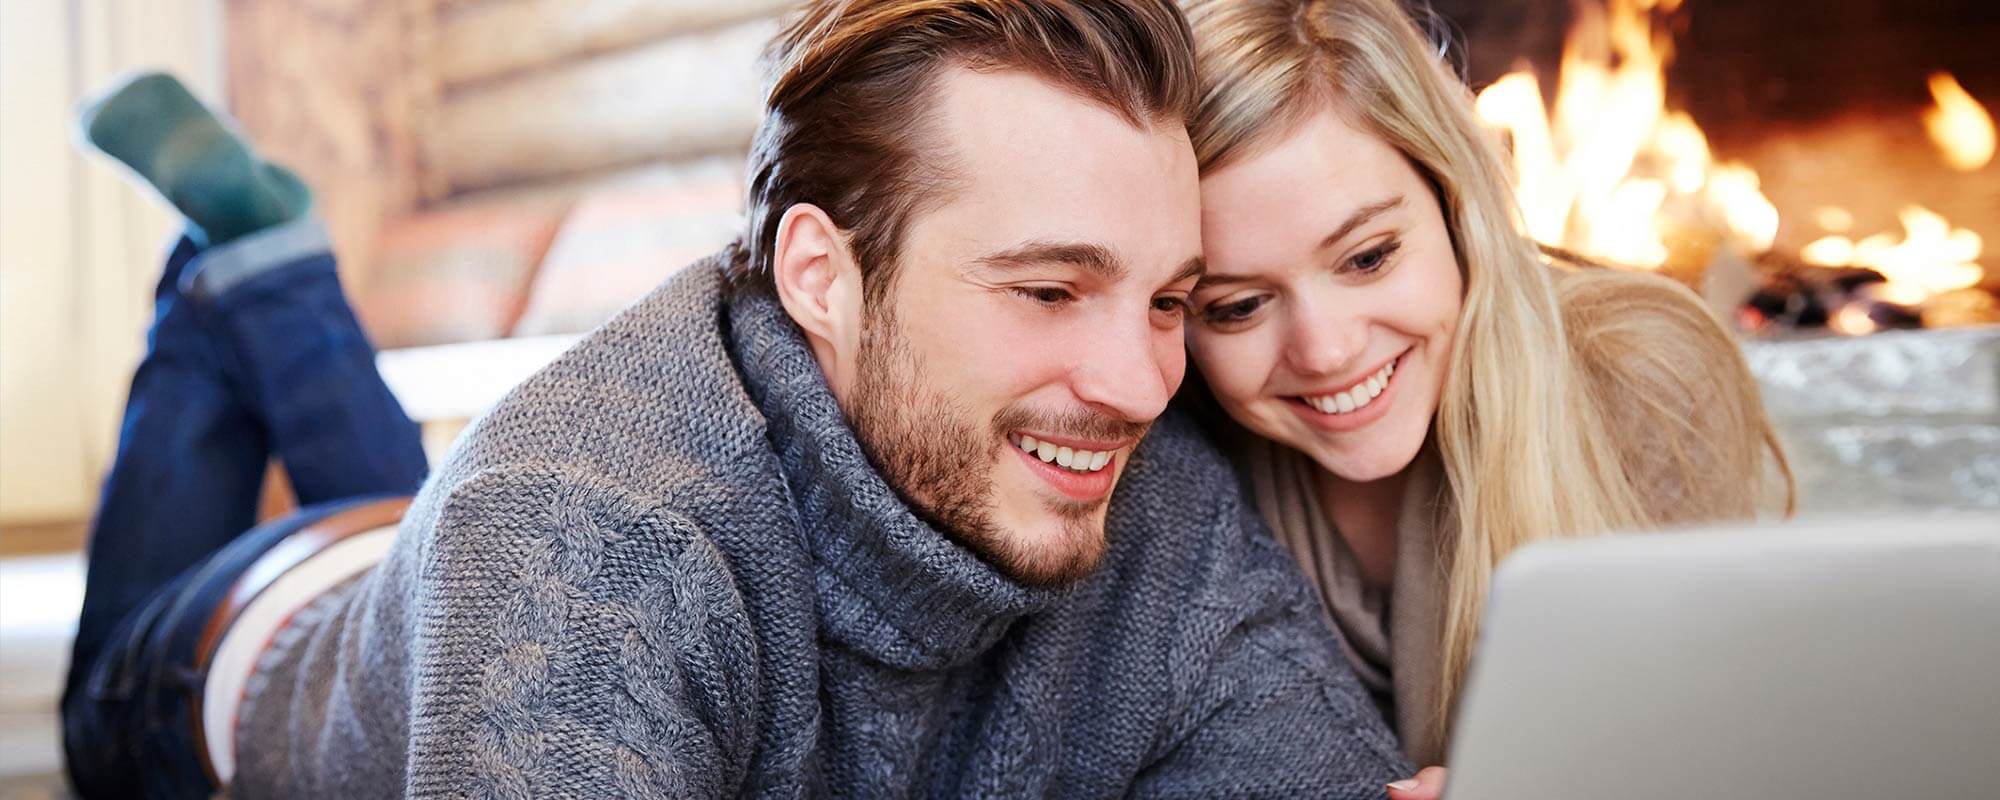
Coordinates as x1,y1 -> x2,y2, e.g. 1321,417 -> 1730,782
1067,314 -> 1178,425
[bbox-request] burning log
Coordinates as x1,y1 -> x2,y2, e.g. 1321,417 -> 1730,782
1733,248 -> 1997,338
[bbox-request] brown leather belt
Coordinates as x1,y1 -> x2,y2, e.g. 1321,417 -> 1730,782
188,495 -> 411,787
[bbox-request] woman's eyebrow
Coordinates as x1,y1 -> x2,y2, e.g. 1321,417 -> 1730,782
1317,195 -> 1405,250
1195,196 -> 1407,290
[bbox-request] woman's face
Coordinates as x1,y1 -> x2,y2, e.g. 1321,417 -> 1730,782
1190,107 -> 1462,483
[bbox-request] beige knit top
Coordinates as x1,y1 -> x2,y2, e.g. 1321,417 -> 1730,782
1240,438 -> 1452,767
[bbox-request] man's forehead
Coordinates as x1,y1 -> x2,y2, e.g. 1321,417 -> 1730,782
931,67 -> 1167,166
917,67 -> 1204,285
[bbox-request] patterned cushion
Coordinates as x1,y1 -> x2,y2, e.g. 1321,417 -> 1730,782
353,200 -> 566,348
509,159 -> 743,337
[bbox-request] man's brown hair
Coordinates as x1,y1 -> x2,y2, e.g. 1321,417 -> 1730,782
729,0 -> 1200,296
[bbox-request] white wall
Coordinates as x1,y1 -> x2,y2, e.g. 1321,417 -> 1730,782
1,0 -> 225,527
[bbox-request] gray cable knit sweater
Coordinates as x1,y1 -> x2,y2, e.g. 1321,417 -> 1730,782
232,254 -> 1411,798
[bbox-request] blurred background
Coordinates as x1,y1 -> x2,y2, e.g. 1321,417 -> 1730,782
1,0 -> 1995,794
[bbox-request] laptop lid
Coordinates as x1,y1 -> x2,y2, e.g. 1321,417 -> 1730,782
1444,513 -> 2000,800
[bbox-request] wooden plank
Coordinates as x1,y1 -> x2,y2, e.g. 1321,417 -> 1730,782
435,0 -> 793,88
0,520 -> 87,557
444,156 -> 739,212
405,0 -> 454,205
429,19 -> 771,194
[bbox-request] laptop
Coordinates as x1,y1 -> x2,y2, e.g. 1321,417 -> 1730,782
1443,513 -> 2000,800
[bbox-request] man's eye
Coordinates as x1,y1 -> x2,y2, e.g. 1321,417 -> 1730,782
1151,296 -> 1190,316
1012,286 -> 1075,305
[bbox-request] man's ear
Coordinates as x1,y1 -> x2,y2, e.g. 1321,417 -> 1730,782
771,203 -> 865,400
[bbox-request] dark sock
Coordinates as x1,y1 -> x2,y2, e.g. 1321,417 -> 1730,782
78,72 -> 311,247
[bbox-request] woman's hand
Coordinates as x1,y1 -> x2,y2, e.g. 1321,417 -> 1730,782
1386,766 -> 1447,800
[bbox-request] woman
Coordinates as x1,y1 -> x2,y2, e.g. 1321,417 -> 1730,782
1178,0 -> 1795,780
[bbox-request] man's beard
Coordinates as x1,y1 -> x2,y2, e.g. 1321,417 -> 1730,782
846,302 -> 1148,587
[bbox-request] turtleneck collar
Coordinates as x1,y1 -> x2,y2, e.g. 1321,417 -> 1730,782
724,286 -> 1063,671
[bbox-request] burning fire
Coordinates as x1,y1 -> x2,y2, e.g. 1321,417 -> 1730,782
1925,72 -> 1995,172
1473,0 -> 1994,325
1472,0 -> 1775,272
1803,207 -> 1985,306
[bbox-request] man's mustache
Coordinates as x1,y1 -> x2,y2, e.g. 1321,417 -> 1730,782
991,405 -> 1151,446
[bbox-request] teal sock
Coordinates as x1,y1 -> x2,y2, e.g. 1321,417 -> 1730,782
78,72 -> 311,247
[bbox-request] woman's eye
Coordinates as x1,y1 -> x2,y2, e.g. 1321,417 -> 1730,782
1201,295 -> 1266,324
1013,286 -> 1075,305
1348,239 -> 1401,274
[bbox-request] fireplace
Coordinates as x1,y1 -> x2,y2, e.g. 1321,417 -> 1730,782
1432,0 -> 1998,335
1425,0 -> 2000,510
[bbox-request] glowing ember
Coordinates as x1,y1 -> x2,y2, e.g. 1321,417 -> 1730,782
1830,303 -> 1879,337
1800,236 -> 1855,267
1923,72 -> 1996,172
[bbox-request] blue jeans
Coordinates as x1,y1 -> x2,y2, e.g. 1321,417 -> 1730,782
60,220 -> 429,798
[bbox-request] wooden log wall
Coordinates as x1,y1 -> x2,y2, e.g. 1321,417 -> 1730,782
227,0 -> 790,295
433,0 -> 789,87
225,0 -> 436,295
431,17 -> 773,194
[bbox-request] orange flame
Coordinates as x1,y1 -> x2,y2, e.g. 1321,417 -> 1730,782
1474,0 -> 1989,329
1924,73 -> 1995,172
1802,206 -> 1984,306
1473,0 -> 1781,270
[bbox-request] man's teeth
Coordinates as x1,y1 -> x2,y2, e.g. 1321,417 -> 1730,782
1303,359 -> 1395,416
1013,435 -> 1114,473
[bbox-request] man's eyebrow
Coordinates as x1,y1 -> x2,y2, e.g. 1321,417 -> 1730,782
970,241 -> 1126,281
1198,196 -> 1405,290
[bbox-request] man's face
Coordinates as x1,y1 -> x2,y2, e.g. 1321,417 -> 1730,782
844,68 -> 1203,586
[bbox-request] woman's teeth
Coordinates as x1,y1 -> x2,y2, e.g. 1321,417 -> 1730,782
1013,434 -> 1114,473
1302,359 -> 1395,415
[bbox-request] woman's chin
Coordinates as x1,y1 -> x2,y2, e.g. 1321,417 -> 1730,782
1300,432 -> 1427,485
1322,457 -> 1407,485
1241,401 -> 1428,483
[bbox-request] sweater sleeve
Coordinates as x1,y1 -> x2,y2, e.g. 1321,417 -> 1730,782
1132,503 -> 1413,798
401,465 -> 760,798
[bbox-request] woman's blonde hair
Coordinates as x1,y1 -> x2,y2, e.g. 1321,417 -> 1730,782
1181,0 -> 1793,751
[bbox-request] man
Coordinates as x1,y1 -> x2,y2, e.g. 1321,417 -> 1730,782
67,1 -> 1412,796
